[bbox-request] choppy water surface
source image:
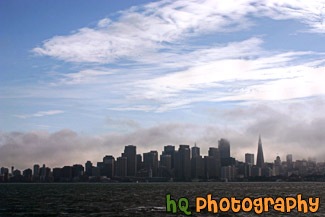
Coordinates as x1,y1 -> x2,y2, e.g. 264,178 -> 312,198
0,182 -> 324,216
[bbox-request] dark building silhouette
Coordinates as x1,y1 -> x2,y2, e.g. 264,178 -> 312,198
175,145 -> 191,181
33,164 -> 40,177
52,168 -> 62,182
192,143 -> 200,158
92,166 -> 100,177
39,164 -> 51,182
256,135 -> 265,168
13,169 -> 21,176
97,162 -> 104,176
1,167 -> 9,175
136,154 -> 143,172
218,138 -> 230,160
103,155 -> 115,178
123,145 -> 137,177
23,168 -> 32,182
207,147 -> 221,178
116,156 -> 127,177
218,139 -> 236,167
208,147 -> 219,158
221,157 -> 236,166
143,151 -> 158,177
221,165 -> 236,181
160,154 -> 172,177
191,156 -> 204,179
72,164 -> 84,178
245,153 -> 254,166
162,145 -> 175,169
85,161 -> 93,176
62,166 -> 72,181
191,144 -> 204,179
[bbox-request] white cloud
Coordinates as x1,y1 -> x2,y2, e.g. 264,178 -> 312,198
33,0 -> 325,64
13,110 -> 64,119
107,105 -> 155,112
132,39 -> 325,111
59,68 -> 115,85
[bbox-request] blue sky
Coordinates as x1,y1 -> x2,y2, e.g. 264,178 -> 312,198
1,0 -> 325,167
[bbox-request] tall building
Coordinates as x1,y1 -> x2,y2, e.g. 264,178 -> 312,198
33,164 -> 40,177
208,147 -> 219,158
191,144 -> 203,179
143,151 -> 158,177
52,168 -> 62,182
192,143 -> 200,158
136,154 -> 143,171
162,145 -> 175,169
256,135 -> 264,168
72,164 -> 84,178
62,166 -> 72,181
175,145 -> 191,181
160,154 -> 172,177
274,156 -> 282,176
221,166 -> 236,181
218,138 -> 230,159
85,161 -> 93,176
116,156 -> 127,177
103,155 -> 115,178
204,156 -> 220,179
286,154 -> 293,164
123,145 -> 137,177
245,153 -> 254,166
204,147 -> 221,179
286,154 -> 293,170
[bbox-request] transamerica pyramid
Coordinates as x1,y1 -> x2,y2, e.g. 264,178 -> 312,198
256,135 -> 264,168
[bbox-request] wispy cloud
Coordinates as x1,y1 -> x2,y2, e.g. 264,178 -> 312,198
58,68 -> 115,85
107,105 -> 155,112
13,110 -> 64,119
32,0 -> 325,64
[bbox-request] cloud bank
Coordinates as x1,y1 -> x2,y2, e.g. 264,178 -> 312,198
2,101 -> 325,170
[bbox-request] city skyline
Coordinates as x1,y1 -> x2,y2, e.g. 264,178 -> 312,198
1,0 -> 325,170
0,131 -> 323,170
0,135 -> 320,171
1,135 -> 324,183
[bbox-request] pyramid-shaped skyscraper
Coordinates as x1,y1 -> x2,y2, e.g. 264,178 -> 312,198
256,135 -> 264,168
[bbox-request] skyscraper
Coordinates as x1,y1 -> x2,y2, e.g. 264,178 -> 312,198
256,135 -> 264,168
33,164 -> 40,177
208,147 -> 219,158
191,144 -> 204,179
116,156 -> 127,177
192,143 -> 200,158
143,151 -> 158,177
160,154 -> 172,175
245,153 -> 254,166
175,145 -> 191,181
286,154 -> 293,170
103,155 -> 115,178
123,145 -> 137,177
206,147 -> 221,179
286,154 -> 293,164
85,161 -> 93,176
162,145 -> 175,169
218,138 -> 230,159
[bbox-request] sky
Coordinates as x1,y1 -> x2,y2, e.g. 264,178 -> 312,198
1,0 -> 325,169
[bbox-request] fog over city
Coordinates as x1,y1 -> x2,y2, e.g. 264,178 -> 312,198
1,99 -> 325,169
